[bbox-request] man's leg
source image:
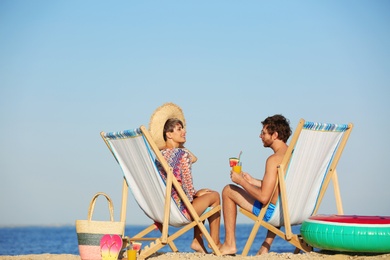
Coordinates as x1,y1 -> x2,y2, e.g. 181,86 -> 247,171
256,230 -> 276,255
219,184 -> 255,255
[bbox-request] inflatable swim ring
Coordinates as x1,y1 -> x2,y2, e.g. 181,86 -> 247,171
301,215 -> 390,253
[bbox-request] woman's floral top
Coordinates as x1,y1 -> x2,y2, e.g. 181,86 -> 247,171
156,148 -> 196,219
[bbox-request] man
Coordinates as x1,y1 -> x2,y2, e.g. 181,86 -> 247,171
220,114 -> 292,255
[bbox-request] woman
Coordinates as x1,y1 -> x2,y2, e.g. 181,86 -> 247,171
150,103 -> 221,253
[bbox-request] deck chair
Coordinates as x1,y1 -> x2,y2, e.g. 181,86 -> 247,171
100,125 -> 222,259
239,119 -> 353,255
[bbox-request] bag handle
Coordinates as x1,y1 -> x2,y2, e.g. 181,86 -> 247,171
87,192 -> 115,221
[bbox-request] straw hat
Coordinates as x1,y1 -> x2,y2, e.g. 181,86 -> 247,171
149,102 -> 186,149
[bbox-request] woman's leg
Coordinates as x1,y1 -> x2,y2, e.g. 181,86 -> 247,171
192,190 -> 221,248
191,225 -> 208,253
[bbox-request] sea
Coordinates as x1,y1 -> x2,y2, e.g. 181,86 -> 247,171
0,224 -> 303,256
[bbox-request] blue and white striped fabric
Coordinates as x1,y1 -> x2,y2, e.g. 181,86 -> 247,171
303,121 -> 349,132
103,128 -> 143,139
268,121 -> 349,227
102,129 -> 190,227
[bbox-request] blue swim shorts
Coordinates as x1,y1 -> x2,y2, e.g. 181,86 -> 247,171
252,201 -> 276,221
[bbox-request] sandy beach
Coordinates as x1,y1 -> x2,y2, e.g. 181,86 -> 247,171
1,252 -> 390,260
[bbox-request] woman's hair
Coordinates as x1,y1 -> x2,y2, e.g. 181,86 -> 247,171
261,114 -> 292,143
163,118 -> 184,141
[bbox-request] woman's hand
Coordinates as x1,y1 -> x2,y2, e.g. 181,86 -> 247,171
194,188 -> 211,197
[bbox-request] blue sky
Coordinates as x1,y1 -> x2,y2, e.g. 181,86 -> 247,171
1,1 -> 389,226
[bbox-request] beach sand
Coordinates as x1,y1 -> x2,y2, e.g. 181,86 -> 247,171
1,252 -> 390,260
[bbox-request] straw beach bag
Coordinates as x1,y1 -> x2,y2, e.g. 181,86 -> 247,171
76,192 -> 125,260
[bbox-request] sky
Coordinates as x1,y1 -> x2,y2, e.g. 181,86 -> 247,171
1,1 -> 389,227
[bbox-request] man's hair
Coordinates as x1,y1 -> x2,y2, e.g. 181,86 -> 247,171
163,118 -> 183,141
261,114 -> 292,143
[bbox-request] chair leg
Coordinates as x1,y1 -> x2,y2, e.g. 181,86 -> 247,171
241,220 -> 262,256
154,223 -> 178,252
297,235 -> 313,252
290,235 -> 312,253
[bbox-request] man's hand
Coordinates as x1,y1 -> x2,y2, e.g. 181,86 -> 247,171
230,170 -> 244,185
242,172 -> 262,188
242,172 -> 254,184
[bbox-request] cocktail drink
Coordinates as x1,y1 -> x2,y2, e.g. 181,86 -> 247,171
229,157 -> 239,167
229,157 -> 242,174
127,249 -> 137,260
232,163 -> 242,173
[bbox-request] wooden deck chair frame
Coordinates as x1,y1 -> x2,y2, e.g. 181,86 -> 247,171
101,125 -> 222,259
239,119 -> 353,255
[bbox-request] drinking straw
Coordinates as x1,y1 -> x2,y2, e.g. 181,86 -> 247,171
238,151 -> 242,162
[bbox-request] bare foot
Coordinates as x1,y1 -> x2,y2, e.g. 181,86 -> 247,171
207,242 -> 222,250
256,241 -> 270,255
191,239 -> 208,253
219,243 -> 237,256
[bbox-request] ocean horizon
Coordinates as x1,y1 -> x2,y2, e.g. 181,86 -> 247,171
0,224 -> 302,256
